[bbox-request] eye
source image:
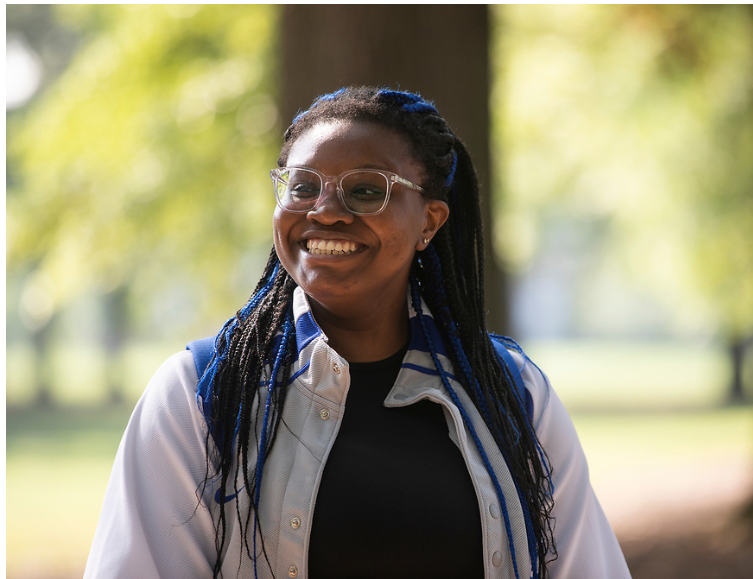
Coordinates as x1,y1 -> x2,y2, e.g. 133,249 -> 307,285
348,183 -> 386,199
290,181 -> 320,198
286,172 -> 321,199
342,171 -> 388,201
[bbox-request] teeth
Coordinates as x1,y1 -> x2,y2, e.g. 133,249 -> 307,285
306,239 -> 358,255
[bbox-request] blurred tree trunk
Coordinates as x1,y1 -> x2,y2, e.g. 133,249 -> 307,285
728,334 -> 752,403
103,287 -> 129,405
31,319 -> 54,407
280,5 -> 509,334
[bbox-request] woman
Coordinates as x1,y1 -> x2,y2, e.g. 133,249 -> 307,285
85,87 -> 631,579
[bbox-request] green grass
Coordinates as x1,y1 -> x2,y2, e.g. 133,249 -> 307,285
7,406 -> 134,579
572,407 -> 752,489
523,339 -> 735,410
6,340 -> 183,407
573,407 -> 752,461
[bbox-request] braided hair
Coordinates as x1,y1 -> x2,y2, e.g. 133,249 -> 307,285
199,86 -> 556,578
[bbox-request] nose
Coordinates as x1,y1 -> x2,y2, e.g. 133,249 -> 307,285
306,180 -> 354,225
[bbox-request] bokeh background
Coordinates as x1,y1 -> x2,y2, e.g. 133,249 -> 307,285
6,5 -> 753,578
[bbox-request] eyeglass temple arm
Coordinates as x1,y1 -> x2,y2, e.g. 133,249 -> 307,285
391,174 -> 424,192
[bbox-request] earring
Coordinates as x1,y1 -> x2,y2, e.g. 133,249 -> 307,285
423,238 -> 430,244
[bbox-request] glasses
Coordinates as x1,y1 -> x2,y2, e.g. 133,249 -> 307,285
270,167 -> 425,215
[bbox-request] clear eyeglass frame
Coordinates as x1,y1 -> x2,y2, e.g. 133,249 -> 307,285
270,166 -> 425,216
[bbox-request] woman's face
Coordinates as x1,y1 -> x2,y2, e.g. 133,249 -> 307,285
273,120 -> 448,317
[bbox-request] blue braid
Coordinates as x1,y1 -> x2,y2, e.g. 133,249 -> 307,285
426,256 -> 547,571
318,87 -> 347,101
419,247 -> 493,424
422,252 -> 540,570
376,89 -> 421,105
402,101 -> 439,114
410,277 -> 525,579
252,313 -> 294,578
197,262 -> 281,443
493,398 -> 521,446
291,110 -> 308,125
418,255 -> 522,472
422,251 -> 548,570
376,89 -> 439,114
412,267 -> 552,577
291,88 -> 349,124
491,335 -> 555,492
433,266 -> 547,572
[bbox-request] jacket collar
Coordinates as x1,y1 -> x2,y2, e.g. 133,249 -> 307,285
290,286 -> 459,403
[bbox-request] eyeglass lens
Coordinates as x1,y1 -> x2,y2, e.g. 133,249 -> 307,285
274,169 -> 389,214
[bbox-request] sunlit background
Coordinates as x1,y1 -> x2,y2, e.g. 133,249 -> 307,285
6,5 -> 753,579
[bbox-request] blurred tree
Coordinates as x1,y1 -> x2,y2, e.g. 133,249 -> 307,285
280,5 -> 508,334
7,5 -> 83,405
8,5 -> 280,315
631,4 -> 753,401
6,4 -> 81,111
9,5 -> 751,404
7,5 -> 280,403
495,5 -> 753,400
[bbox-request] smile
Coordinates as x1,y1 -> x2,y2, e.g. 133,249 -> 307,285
306,239 -> 359,255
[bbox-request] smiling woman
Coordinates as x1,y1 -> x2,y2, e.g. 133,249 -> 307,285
273,120 -> 449,362
83,87 -> 632,579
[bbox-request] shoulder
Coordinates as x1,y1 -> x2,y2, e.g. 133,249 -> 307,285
84,350 -> 217,578
130,350 -> 207,443
489,334 -> 552,426
508,348 -> 552,426
143,350 -> 201,405
113,350 -> 211,488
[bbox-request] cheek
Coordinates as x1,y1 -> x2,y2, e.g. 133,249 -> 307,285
272,211 -> 295,258
272,206 -> 284,232
386,208 -> 424,254
379,226 -> 420,265
387,231 -> 414,254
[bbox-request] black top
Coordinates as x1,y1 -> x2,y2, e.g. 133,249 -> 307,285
308,345 -> 484,579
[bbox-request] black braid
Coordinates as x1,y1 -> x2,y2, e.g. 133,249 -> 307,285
203,247 -> 298,577
416,142 -> 557,576
204,86 -> 555,578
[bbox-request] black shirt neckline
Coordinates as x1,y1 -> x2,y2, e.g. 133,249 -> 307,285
347,342 -> 409,373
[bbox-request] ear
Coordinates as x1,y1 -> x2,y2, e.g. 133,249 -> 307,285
416,200 -> 450,250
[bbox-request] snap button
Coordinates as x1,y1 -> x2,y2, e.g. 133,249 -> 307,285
333,363 -> 340,374
291,517 -> 301,529
492,551 -> 503,567
489,503 -> 500,519
320,408 -> 330,420
288,565 -> 298,577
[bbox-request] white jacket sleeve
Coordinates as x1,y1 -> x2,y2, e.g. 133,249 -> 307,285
519,355 -> 632,579
84,351 -> 217,579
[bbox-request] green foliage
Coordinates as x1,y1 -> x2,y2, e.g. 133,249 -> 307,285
493,5 -> 753,339
9,5 -> 752,342
8,5 -> 280,324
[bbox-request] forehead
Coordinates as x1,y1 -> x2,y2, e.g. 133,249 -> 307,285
286,120 -> 419,172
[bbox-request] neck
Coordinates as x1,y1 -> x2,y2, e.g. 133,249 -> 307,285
308,296 -> 410,363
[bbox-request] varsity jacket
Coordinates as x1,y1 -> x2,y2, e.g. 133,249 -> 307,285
84,287 -> 631,579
